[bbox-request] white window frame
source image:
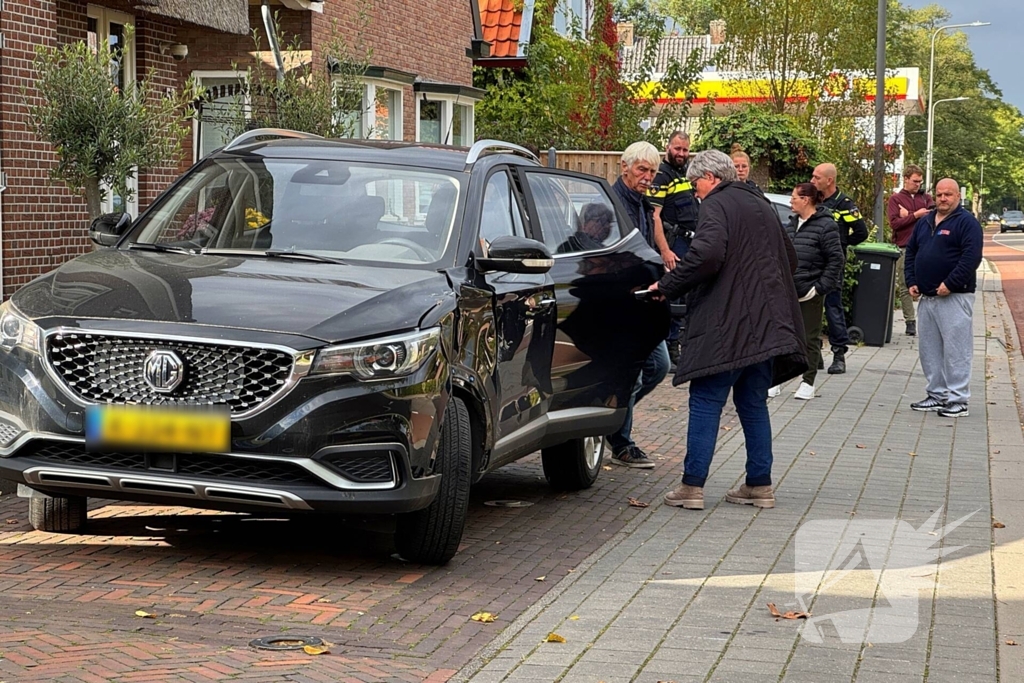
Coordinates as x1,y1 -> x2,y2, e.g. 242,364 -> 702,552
333,78 -> 405,140
415,95 -> 476,146
88,5 -> 138,217
192,70 -> 249,161
553,0 -> 593,37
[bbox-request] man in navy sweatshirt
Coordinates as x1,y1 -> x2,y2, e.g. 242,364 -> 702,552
904,178 -> 983,418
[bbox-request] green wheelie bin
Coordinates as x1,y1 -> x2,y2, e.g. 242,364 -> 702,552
848,242 -> 902,347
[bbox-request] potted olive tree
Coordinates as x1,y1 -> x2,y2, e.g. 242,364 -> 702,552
28,25 -> 200,220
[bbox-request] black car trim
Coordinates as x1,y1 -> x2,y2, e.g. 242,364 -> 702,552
491,406 -> 618,463
4,435 -> 401,491
22,466 -> 312,510
549,227 -> 642,260
40,327 -> 316,420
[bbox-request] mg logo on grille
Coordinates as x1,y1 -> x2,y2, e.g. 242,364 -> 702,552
143,350 -> 185,393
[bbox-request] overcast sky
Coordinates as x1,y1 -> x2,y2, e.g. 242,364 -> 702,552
901,0 -> 1022,112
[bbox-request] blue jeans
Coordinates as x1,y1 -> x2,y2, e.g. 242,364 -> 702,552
682,359 -> 774,488
823,289 -> 849,355
608,341 -> 670,452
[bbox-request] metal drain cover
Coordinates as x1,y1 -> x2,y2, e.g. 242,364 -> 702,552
484,500 -> 534,508
249,635 -> 324,650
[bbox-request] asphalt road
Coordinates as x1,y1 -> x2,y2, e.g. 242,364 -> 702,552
987,225 -> 1024,345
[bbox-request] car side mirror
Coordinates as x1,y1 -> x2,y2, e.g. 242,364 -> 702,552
476,236 -> 554,274
89,212 -> 132,247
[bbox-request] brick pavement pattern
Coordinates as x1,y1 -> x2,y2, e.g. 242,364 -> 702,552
1,260 -> 1021,682
458,264 -> 1018,683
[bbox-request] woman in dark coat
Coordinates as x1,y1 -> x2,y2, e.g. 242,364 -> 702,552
773,183 -> 845,400
648,150 -> 806,511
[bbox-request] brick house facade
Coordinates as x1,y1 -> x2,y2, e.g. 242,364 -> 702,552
0,0 -> 483,298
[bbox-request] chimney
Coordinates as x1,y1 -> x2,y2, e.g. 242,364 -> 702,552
709,20 -> 726,45
616,22 -> 634,48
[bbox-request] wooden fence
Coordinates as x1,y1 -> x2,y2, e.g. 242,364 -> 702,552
551,151 -> 622,185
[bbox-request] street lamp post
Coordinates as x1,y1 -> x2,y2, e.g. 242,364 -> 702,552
925,21 -> 989,191
926,96 -> 970,189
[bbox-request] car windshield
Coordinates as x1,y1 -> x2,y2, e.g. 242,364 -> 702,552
1004,211 -> 1023,220
128,157 -> 461,266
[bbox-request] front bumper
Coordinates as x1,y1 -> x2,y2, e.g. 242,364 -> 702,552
0,323 -> 450,515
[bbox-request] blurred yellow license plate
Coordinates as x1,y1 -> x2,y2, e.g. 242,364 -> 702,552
85,405 -> 229,452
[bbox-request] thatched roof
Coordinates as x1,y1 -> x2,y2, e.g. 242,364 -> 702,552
140,0 -> 251,36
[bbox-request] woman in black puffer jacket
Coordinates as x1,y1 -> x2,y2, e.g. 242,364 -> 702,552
773,183 -> 845,400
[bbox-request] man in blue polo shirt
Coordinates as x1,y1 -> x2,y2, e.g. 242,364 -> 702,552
905,178 -> 983,418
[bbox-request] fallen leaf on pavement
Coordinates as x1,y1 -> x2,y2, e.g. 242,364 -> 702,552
5,519 -> 17,525
315,598 -> 332,603
1007,640 -> 1019,646
471,612 -> 497,623
721,425 -> 732,431
628,498 -> 650,508
856,444 -> 866,449
994,522 -> 1006,529
134,610 -> 157,619
995,450 -> 1002,454
603,466 -> 612,471
808,451 -> 816,456
535,576 -> 546,582
569,615 -> 580,620
909,452 -> 917,457
767,603 -> 811,620
545,633 -> 566,643
303,644 -> 330,655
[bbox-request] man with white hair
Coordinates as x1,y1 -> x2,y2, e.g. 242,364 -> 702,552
649,149 -> 806,509
607,140 -> 669,468
905,178 -> 983,418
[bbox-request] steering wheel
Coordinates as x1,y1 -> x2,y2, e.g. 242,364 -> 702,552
378,238 -> 434,261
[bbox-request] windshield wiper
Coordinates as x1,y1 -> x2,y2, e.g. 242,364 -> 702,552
127,242 -> 197,255
262,249 -> 347,265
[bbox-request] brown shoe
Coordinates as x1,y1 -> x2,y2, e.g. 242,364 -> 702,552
664,484 -> 704,510
725,484 -> 775,508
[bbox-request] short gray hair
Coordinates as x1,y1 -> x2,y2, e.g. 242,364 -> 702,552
621,141 -> 660,169
685,149 -> 738,183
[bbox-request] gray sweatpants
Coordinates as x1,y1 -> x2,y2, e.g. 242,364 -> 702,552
917,292 -> 975,405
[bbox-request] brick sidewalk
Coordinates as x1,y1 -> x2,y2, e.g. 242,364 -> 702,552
457,268 -> 1016,682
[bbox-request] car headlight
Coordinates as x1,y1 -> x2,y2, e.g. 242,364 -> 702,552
0,301 -> 41,353
310,328 -> 440,380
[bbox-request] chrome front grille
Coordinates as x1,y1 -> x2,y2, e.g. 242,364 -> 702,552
46,333 -> 295,415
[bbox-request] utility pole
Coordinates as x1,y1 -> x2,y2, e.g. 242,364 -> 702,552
872,0 -> 887,238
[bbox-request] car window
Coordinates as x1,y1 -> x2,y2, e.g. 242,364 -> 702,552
479,171 -> 524,247
1004,211 -> 1023,220
524,173 -> 622,254
129,158 -> 461,267
773,202 -> 795,225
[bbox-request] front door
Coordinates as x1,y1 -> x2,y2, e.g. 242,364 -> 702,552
516,168 -> 669,418
476,169 -> 556,465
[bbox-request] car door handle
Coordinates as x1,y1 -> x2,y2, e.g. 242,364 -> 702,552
536,298 -> 556,308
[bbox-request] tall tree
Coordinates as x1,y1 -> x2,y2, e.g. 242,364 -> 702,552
706,0 -> 878,115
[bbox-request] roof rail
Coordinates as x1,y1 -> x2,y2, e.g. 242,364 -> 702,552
224,128 -> 324,151
465,139 -> 539,166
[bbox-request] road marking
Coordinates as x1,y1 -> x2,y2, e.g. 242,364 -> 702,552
993,233 -> 1024,253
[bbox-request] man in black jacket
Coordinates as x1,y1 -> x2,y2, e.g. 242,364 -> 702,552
811,163 -> 868,374
649,150 -> 806,510
607,141 -> 669,468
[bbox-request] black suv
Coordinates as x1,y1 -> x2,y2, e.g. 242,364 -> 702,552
0,131 -> 667,563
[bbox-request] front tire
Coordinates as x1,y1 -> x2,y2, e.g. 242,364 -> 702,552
28,493 -> 87,532
541,436 -> 605,491
394,397 -> 472,565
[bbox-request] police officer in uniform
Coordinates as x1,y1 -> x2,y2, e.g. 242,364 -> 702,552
810,162 -> 868,374
649,131 -> 699,371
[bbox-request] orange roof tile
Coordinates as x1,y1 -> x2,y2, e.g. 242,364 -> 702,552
479,0 -> 527,61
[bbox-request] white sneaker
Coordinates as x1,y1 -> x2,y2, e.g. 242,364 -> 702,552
767,385 -> 781,398
794,382 -> 815,400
